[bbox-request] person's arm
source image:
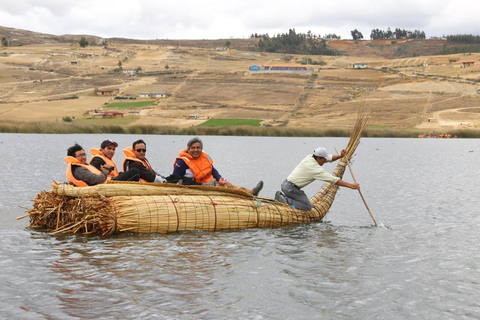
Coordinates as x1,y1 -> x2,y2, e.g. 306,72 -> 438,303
128,161 -> 157,182
212,165 -> 222,181
172,159 -> 188,176
335,179 -> 360,190
89,157 -> 105,171
73,166 -> 108,186
331,149 -> 347,162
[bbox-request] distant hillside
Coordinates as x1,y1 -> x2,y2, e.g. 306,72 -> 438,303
1,25 -> 478,59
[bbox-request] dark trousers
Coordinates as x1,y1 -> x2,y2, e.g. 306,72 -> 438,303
113,168 -> 140,182
281,180 -> 313,211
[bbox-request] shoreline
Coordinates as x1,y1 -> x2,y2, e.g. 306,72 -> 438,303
1,121 -> 479,138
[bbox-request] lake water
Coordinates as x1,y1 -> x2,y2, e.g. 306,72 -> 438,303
0,133 -> 479,319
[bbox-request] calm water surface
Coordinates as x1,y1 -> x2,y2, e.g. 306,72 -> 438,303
0,134 -> 479,319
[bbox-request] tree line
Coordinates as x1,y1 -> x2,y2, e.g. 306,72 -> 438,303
350,28 -> 426,40
252,29 -> 340,56
446,34 -> 480,44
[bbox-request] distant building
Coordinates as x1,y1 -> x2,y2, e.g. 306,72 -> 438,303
262,64 -> 311,71
249,64 -> 260,71
461,60 -> 475,68
250,64 -> 313,73
448,58 -> 458,64
70,61 -> 78,65
352,63 -> 368,69
97,88 -> 119,96
103,111 -> 124,118
122,69 -> 137,75
139,92 -> 168,98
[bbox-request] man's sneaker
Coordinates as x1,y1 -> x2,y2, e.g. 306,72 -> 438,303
252,181 -> 264,196
275,191 -> 287,203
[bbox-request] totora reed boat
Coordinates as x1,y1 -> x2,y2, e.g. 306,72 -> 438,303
22,114 -> 368,236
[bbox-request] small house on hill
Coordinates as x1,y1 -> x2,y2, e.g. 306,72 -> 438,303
103,111 -> 124,118
461,60 -> 475,68
139,92 -> 168,98
352,63 -> 368,69
123,69 -> 137,75
97,88 -> 119,96
249,64 -> 260,71
251,64 -> 313,73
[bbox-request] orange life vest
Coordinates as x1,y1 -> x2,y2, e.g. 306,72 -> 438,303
175,148 -> 214,184
89,148 -> 119,178
122,147 -> 151,183
64,156 -> 109,187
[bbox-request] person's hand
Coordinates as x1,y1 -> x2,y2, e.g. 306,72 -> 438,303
218,177 -> 227,185
351,183 -> 360,190
101,165 -> 114,173
340,149 -> 347,158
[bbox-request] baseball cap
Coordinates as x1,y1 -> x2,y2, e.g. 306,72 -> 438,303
101,139 -> 118,149
313,147 -> 332,161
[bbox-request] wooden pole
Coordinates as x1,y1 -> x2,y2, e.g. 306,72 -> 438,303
336,148 -> 378,226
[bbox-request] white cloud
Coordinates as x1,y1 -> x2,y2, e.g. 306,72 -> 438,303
0,0 -> 479,39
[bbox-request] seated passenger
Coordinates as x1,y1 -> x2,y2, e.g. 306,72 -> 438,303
170,137 -> 263,196
122,139 -> 166,183
90,139 -> 140,182
65,143 -> 140,187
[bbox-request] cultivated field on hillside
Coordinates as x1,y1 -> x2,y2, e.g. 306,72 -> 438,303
1,40 -> 480,132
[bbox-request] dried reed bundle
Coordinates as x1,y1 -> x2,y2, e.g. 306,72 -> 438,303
108,195 -> 315,233
310,111 -> 368,207
27,190 -> 115,235
53,180 -> 253,198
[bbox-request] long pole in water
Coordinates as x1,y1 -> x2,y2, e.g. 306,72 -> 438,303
337,149 -> 378,226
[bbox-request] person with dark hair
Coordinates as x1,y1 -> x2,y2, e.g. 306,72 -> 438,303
169,137 -> 263,196
274,147 -> 359,211
122,139 -> 166,183
89,139 -> 140,182
65,143 -> 140,187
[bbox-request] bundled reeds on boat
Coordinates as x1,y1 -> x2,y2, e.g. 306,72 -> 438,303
24,113 -> 369,235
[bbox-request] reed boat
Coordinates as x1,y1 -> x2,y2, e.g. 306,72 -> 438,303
23,115 -> 368,235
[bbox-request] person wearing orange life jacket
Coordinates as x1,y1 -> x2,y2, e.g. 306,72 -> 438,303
122,139 -> 166,183
65,143 -> 113,187
89,139 -> 140,182
170,137 -> 264,196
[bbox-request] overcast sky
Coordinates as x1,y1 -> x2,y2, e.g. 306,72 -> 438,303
1,0 -> 478,40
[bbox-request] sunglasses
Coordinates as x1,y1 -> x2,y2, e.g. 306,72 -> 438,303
136,149 -> 147,153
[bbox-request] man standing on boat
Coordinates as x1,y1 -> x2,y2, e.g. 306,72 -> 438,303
65,143 -> 139,187
170,137 -> 264,196
275,147 -> 359,210
90,139 -> 140,182
122,139 -> 166,183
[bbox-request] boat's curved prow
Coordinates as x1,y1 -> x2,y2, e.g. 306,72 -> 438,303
309,112 -> 369,219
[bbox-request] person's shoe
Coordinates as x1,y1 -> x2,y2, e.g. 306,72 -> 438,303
275,191 -> 287,203
252,181 -> 264,196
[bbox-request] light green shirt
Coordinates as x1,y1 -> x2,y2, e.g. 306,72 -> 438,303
286,155 -> 340,188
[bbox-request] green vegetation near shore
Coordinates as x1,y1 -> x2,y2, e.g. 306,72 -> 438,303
103,100 -> 156,109
198,118 -> 263,127
1,121 -> 480,138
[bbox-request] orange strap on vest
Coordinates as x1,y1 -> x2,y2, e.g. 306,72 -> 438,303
89,148 -> 119,178
122,147 -> 151,183
176,149 -> 214,184
64,156 -> 108,187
